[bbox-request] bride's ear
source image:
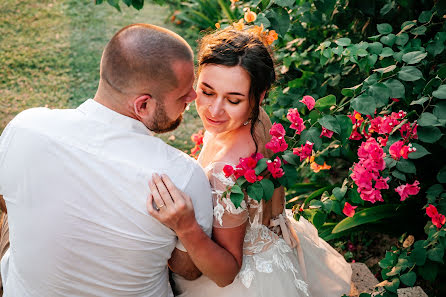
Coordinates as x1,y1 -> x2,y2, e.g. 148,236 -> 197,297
133,94 -> 153,118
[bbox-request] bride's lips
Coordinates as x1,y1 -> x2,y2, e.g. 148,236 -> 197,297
205,116 -> 226,125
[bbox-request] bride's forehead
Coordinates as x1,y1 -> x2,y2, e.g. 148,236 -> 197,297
198,65 -> 250,87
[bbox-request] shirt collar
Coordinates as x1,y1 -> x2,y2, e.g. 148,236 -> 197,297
77,99 -> 153,136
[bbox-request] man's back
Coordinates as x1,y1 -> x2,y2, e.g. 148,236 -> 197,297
0,100 -> 213,296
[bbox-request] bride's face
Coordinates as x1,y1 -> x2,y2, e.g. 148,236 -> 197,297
196,64 -> 252,135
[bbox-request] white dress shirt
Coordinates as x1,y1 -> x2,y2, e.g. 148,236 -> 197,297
0,99 -> 213,297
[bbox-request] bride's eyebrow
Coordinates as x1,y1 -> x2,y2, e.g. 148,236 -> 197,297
200,82 -> 246,97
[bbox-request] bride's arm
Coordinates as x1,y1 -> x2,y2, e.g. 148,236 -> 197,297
147,174 -> 246,287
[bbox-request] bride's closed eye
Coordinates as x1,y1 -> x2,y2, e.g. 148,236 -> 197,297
201,89 -> 241,105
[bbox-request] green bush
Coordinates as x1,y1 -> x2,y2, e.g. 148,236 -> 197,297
99,0 -> 446,295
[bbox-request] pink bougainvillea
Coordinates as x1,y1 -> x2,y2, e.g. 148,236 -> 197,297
266,136 -> 288,153
300,95 -> 315,110
293,141 -> 314,161
270,123 -> 286,138
426,205 -> 446,229
395,180 -> 420,201
223,165 -> 234,178
320,127 -> 334,138
287,108 -> 306,134
350,138 -> 388,203
389,141 -> 415,160
343,202 -> 358,217
267,157 -> 284,178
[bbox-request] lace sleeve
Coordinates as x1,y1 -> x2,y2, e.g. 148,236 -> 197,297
207,162 -> 249,229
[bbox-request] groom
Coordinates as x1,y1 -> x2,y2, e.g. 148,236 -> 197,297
0,24 -> 212,296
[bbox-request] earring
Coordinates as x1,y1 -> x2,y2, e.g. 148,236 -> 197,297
243,119 -> 251,126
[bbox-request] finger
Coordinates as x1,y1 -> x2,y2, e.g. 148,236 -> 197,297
149,179 -> 168,210
146,193 -> 160,217
152,174 -> 175,207
160,174 -> 187,205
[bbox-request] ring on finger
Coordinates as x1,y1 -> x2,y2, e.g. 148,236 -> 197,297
158,204 -> 165,210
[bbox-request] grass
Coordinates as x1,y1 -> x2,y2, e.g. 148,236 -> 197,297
0,0 -> 202,152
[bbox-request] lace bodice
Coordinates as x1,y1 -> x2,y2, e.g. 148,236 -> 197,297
205,162 -> 309,295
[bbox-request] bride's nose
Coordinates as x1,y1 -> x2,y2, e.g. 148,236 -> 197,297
208,99 -> 225,117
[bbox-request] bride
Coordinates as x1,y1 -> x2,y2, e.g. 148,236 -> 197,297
147,27 -> 351,297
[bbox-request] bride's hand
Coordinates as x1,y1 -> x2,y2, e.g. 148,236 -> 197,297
146,173 -> 197,234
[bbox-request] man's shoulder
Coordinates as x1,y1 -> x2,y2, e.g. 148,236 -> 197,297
9,107 -> 76,130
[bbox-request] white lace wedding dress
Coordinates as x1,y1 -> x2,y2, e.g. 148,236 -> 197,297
173,162 -> 351,297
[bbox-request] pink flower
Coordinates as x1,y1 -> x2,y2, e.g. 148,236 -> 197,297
426,204 -> 446,229
287,108 -> 306,134
267,157 -> 284,178
377,136 -> 388,147
265,136 -> 288,153
300,95 -> 315,110
400,122 -> 418,140
380,116 -> 399,134
343,202 -> 358,217
223,165 -> 234,178
293,141 -> 313,161
239,157 -> 257,170
251,152 -> 264,162
389,141 -> 414,160
320,127 -> 334,138
269,123 -> 286,137
244,169 -> 257,183
395,180 -> 420,201
191,130 -> 204,145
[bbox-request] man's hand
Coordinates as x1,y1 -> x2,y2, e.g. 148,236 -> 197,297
146,174 -> 198,235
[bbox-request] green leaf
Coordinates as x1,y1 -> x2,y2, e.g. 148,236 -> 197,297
335,38 -> 351,46
230,188 -> 245,208
384,79 -> 405,98
408,143 -> 431,159
106,0 -> 121,11
434,102 -> 446,119
377,23 -> 393,34
266,7 -> 290,37
368,83 -> 390,107
418,112 -> 440,126
433,85 -> 446,99
274,0 -> 295,7
342,84 -> 362,97
255,158 -> 268,175
411,26 -> 427,35
380,34 -> 396,47
423,77 -> 442,95
282,151 -> 300,166
368,42 -> 383,55
426,184 -> 444,197
318,115 -> 341,134
427,246 -> 444,263
314,95 -> 336,111
260,178 -> 275,201
379,47 -> 394,57
398,66 -> 423,81
333,187 -> 347,200
418,261 -> 438,281
332,204 -> 398,233
418,10 -> 433,23
312,211 -> 327,229
417,126 -> 442,143
336,115 -> 353,144
299,127 -> 322,150
247,183 -> 264,202
278,164 -> 298,188
351,94 -> 376,115
411,246 -> 427,265
380,1 -> 395,16
395,33 -> 409,46
438,166 -> 446,183
348,189 -> 364,205
400,271 -> 417,286
392,170 -> 406,181
384,277 -> 400,293
402,51 -> 428,65
410,96 -> 429,105
374,65 -> 396,74
401,21 -> 416,31
396,159 -> 416,174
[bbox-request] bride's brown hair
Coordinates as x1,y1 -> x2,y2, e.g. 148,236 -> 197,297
197,27 -> 276,152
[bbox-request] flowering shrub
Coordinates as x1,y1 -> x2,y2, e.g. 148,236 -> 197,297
100,0 -> 446,294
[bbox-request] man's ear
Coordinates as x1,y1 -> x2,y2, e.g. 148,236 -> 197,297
133,94 -> 152,118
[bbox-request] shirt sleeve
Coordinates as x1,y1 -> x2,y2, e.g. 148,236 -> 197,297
0,120 -> 17,195
175,164 -> 214,252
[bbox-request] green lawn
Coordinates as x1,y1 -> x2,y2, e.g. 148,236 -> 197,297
0,0 -> 202,151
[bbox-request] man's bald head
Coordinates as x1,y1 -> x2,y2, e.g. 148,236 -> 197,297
100,24 -> 193,97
